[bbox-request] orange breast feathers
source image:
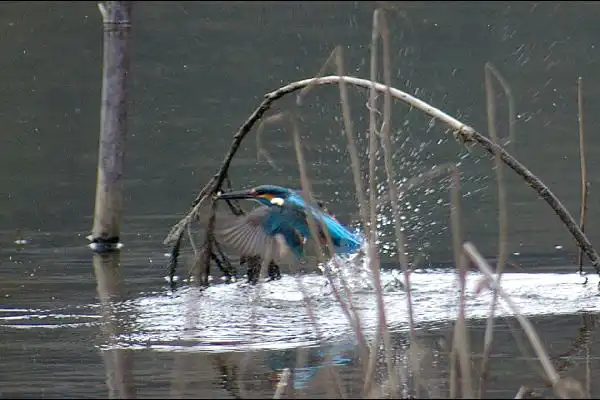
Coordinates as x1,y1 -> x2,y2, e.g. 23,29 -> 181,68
260,193 -> 275,202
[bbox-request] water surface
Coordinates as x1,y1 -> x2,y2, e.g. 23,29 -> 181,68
2,1 -> 600,398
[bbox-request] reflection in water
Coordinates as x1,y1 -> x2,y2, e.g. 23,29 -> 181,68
93,253 -> 136,399
1,255 -> 599,396
263,342 -> 355,390
3,261 -> 597,352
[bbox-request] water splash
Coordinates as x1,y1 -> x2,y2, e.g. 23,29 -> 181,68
2,261 -> 596,354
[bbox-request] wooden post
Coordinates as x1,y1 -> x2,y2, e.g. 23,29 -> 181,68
91,3 -> 135,396
91,1 -> 132,253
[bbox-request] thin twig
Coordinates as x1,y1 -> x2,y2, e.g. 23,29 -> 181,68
577,76 -> 589,275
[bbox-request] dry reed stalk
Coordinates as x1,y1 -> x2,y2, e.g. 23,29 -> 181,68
297,46 -> 340,107
332,48 -> 375,311
294,51 -> 373,372
464,241 -> 574,399
503,317 -> 546,382
478,62 -> 510,397
335,41 -> 405,394
378,7 -> 415,333
186,220 -> 198,256
365,9 -> 407,398
168,285 -> 207,397
288,252 -> 354,398
367,11 -> 380,248
237,254 -> 292,397
289,111 -> 368,398
361,9 -> 391,397
484,62 -> 516,148
292,276 -> 346,399
585,334 -> 591,398
357,160 -> 457,397
169,353 -> 190,398
449,169 -> 474,398
332,53 -> 380,385
333,44 -> 377,377
213,354 -> 244,399
406,340 -> 438,398
514,386 -> 533,399
577,77 -> 589,274
273,368 -> 291,399
233,241 -> 284,396
256,113 -> 287,171
334,53 -> 371,236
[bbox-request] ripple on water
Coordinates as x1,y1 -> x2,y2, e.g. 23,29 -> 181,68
0,305 -> 101,329
1,256 -> 597,353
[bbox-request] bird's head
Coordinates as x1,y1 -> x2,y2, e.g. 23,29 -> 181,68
218,185 -> 293,206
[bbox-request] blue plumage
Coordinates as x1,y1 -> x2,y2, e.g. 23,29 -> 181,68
216,185 -> 362,263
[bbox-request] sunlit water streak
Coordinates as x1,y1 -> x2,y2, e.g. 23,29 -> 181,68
1,254 -> 597,354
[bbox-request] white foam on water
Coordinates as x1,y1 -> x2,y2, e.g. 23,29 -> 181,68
2,253 -> 597,354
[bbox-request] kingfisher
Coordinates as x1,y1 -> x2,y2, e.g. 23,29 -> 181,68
215,185 -> 362,265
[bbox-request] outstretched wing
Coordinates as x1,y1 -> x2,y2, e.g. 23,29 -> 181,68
215,205 -> 306,264
216,206 -> 278,259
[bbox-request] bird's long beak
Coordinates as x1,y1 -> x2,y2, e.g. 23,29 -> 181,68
217,189 -> 256,200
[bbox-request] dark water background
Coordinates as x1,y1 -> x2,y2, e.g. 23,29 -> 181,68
2,1 -> 600,398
